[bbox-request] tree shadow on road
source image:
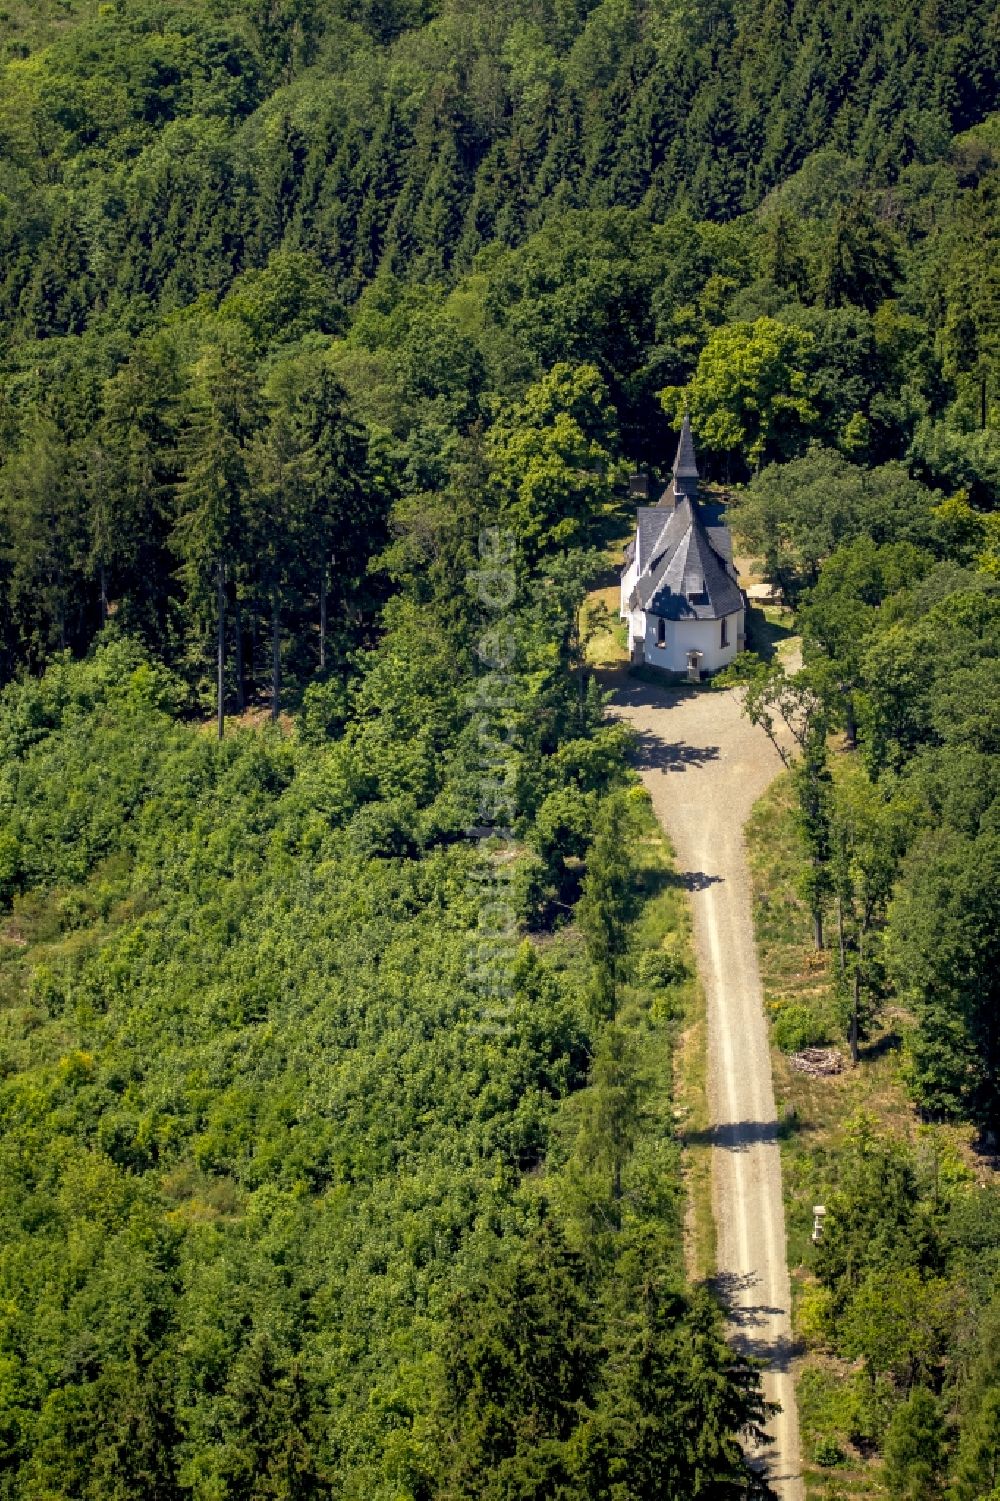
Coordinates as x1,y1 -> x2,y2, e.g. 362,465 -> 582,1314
678,869 -> 724,890
615,677 -> 694,712
682,1119 -> 781,1150
633,866 -> 722,901
710,1271 -> 802,1372
631,728 -> 722,771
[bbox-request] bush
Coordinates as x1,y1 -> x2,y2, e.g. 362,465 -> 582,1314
771,999 -> 834,1052
636,945 -> 689,991
814,1434 -> 845,1467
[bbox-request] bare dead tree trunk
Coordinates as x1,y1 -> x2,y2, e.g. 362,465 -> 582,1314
234,593 -> 245,712
319,571 -> 327,672
850,964 -> 861,1065
271,584 -> 281,722
216,559 -> 226,741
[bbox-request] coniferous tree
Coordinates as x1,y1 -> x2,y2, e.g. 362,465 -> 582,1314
97,334 -> 185,648
286,360 -> 380,673
0,409 -> 90,667
882,1387 -> 944,1501
578,792 -> 639,1024
175,333 -> 263,735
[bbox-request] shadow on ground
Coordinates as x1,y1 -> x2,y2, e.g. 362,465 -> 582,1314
859,1030 -> 902,1062
682,1114 -> 808,1151
631,730 -> 722,772
711,1271 -> 801,1374
684,1119 -> 778,1151
634,865 -> 723,900
747,605 -> 795,662
615,678 -> 724,771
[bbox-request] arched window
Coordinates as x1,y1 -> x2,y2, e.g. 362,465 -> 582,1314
721,615 -> 729,649
657,618 -> 666,647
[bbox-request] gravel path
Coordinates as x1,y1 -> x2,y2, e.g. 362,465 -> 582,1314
614,675 -> 804,1500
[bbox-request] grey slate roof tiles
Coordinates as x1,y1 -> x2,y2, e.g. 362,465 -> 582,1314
672,413 -> 699,480
632,497 -> 742,620
624,421 -> 742,622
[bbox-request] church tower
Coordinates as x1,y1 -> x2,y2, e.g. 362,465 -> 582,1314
671,413 -> 699,500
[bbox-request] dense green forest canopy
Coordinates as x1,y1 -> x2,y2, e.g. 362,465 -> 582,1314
1,0 -> 999,686
0,625 -> 774,1497
1,0 -> 1000,1495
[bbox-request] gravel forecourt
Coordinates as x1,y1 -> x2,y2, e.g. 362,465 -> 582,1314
613,675 -> 804,1501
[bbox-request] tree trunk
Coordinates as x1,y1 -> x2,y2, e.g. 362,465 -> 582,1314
574,604 -> 585,701
99,561 -> 108,627
234,593 -> 245,712
271,585 -> 281,722
837,896 -> 847,979
812,908 -> 824,950
844,695 -> 857,750
319,571 -> 327,672
248,608 -> 257,698
216,559 -> 226,741
850,966 -> 861,1064
56,570 -> 66,652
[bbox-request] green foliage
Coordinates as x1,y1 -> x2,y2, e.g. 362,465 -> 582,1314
662,317 -> 820,469
750,756 -> 1000,1493
882,1388 -> 944,1501
830,765 -> 916,1058
953,1386 -> 1000,1500
799,537 -> 932,739
2,0 -> 1000,1491
887,826 -> 1000,1127
725,653 -> 834,945
770,1002 -> 834,1054
730,448 -> 937,602
220,250 -> 342,350
429,1221 -> 775,1500
576,791 -> 640,1024
488,363 -> 620,557
0,609 -> 772,1496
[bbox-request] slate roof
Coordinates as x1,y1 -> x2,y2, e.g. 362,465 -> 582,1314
635,507 -> 672,572
673,413 -> 699,481
632,496 -> 743,621
623,421 -> 742,622
707,525 -> 733,564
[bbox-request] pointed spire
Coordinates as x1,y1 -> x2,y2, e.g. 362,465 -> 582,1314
672,414 -> 699,496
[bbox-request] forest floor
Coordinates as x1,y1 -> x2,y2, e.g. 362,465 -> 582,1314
612,671 -> 804,1501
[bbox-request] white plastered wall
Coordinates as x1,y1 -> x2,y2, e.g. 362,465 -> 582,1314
641,610 -> 744,673
620,557 -> 638,618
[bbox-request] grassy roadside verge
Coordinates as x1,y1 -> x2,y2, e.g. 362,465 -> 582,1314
580,526 -> 714,1280
674,958 -> 715,1282
630,796 -> 715,1283
583,547 -> 715,1282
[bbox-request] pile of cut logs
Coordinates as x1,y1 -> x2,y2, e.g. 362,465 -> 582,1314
789,1047 -> 844,1077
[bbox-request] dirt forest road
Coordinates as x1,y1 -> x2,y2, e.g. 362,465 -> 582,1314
614,676 -> 804,1501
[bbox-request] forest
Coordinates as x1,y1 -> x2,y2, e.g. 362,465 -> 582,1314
0,0 -> 999,1495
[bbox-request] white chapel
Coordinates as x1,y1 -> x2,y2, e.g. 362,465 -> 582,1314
620,417 -> 745,677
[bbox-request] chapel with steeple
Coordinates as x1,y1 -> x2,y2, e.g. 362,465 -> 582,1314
619,418 -> 745,678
